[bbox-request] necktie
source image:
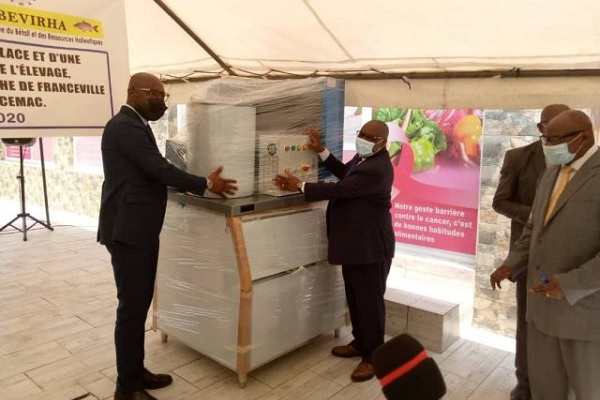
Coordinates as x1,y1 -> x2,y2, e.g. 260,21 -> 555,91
344,156 -> 361,179
544,165 -> 573,225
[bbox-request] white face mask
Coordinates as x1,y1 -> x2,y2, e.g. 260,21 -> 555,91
356,137 -> 378,158
542,132 -> 583,165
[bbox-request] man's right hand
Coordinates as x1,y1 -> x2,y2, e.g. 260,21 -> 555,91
307,126 -> 324,153
207,166 -> 238,199
490,265 -> 512,290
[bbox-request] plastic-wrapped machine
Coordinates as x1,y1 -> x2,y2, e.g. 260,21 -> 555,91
154,76 -> 347,387
186,104 -> 256,198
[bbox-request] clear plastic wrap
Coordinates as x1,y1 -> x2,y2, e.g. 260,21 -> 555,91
186,103 -> 257,197
154,77 -> 347,386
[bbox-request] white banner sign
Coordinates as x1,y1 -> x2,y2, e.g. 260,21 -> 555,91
0,0 -> 129,138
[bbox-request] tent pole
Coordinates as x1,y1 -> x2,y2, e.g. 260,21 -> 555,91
152,0 -> 237,76
159,68 -> 600,83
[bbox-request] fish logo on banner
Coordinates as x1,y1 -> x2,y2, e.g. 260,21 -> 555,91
0,3 -> 104,39
73,20 -> 99,33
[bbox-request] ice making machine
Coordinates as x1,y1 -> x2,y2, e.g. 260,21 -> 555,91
153,77 -> 347,387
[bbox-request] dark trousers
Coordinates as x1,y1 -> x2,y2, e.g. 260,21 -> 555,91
342,258 -> 392,362
106,241 -> 159,393
515,271 -> 529,388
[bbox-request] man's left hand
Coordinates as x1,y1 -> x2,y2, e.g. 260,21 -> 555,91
274,173 -> 301,192
530,275 -> 565,300
490,265 -> 512,290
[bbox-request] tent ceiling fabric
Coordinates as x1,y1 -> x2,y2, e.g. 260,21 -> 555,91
125,0 -> 600,80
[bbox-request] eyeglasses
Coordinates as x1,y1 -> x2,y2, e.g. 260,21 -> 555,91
356,130 -> 384,143
539,129 -> 584,145
133,87 -> 170,101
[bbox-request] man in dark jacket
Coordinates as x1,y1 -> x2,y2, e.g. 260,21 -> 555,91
275,120 -> 395,382
98,72 -> 237,400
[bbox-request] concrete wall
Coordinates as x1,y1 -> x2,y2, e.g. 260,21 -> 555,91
0,137 -> 103,222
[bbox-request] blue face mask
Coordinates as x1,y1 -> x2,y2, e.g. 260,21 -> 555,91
542,132 -> 583,165
356,137 -> 378,158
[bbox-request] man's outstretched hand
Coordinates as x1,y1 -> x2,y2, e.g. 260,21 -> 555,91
307,126 -> 324,153
207,166 -> 238,198
273,173 -> 301,192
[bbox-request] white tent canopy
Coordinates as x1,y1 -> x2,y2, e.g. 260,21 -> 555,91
124,0 -> 600,108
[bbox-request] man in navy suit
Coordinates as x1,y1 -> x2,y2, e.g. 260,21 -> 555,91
276,120 -> 395,382
98,72 -> 237,400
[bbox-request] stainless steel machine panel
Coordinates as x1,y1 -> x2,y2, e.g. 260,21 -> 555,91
258,133 -> 318,196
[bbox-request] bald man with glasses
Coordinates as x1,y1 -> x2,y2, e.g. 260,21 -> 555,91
275,120 -> 395,382
491,110 -> 600,400
98,72 -> 237,400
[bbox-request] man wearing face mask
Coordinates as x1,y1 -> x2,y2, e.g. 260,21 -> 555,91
274,120 -> 395,382
98,72 -> 238,400
490,110 -> 600,400
491,103 -> 569,400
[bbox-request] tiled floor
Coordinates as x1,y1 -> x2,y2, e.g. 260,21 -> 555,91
0,200 -> 517,400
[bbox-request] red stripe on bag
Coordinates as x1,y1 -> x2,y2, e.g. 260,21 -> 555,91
379,350 -> 428,387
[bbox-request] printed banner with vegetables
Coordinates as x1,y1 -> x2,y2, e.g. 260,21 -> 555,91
375,108 -> 484,255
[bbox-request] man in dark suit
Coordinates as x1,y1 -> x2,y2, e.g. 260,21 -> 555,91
492,104 -> 569,400
98,72 -> 237,400
491,110 -> 600,400
275,120 -> 395,382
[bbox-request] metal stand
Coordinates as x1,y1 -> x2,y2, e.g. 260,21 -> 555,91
0,138 -> 53,241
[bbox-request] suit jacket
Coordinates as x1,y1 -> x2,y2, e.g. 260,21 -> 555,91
304,150 -> 395,265
503,149 -> 600,342
97,106 -> 206,248
492,140 -> 546,249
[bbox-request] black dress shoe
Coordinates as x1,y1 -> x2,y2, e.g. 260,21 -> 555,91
114,389 -> 158,400
141,368 -> 173,390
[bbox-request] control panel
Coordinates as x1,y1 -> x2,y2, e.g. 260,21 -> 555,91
258,134 -> 318,196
